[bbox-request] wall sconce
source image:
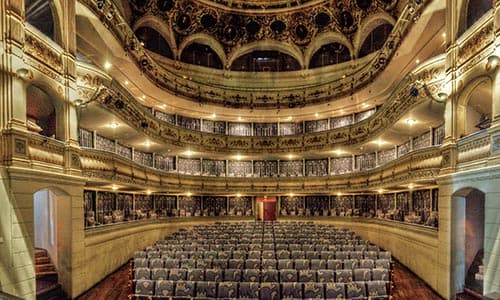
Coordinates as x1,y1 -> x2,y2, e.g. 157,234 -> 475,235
487,54 -> 500,68
437,92 -> 448,102
16,68 -> 31,79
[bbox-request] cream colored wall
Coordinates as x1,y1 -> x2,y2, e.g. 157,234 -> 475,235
439,166 -> 500,298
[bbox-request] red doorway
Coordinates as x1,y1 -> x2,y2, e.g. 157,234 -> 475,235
257,197 -> 276,221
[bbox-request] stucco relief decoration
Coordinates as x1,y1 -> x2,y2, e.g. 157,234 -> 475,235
457,22 -> 493,67
24,34 -> 63,72
492,135 -> 500,153
14,139 -> 26,155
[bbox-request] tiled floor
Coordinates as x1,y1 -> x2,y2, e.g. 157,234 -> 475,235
76,260 -> 444,300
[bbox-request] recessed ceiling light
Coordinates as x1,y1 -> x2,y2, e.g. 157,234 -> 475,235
211,113 -> 216,118
362,103 -> 369,108
288,116 -> 292,121
108,121 -> 120,129
333,149 -> 345,155
337,192 -> 342,196
289,193 -> 294,197
416,59 -> 420,64
238,116 -> 242,121
406,118 -> 416,126
288,154 -> 294,160
111,185 -> 118,191
146,190 -> 152,195
378,189 -> 384,194
236,193 -> 242,198
104,61 -> 112,70
235,154 -> 242,160
141,95 -> 146,100
408,183 -> 415,189
143,140 -> 152,147
185,150 -> 193,156
442,32 -> 446,38
124,80 -> 129,85
372,139 -> 387,146
315,112 -> 319,118
187,192 -> 192,197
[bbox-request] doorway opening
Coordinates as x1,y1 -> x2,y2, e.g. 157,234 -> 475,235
256,197 -> 277,221
452,188 -> 485,296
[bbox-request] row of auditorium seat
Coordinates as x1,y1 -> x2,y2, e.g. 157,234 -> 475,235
133,258 -> 391,270
135,250 -> 390,260
133,267 -> 390,283
131,279 -> 390,299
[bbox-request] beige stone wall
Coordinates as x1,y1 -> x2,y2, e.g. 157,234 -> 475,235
439,166 -> 500,298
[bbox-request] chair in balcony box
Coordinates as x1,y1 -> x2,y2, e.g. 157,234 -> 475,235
151,268 -> 168,281
303,282 -> 325,299
281,282 -> 303,299
239,282 -> 260,299
196,281 -> 217,298
217,281 -> 238,299
346,281 -> 367,299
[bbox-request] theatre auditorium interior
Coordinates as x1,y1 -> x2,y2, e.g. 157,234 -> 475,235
1,0 -> 500,299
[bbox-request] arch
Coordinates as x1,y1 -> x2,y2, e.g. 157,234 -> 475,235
451,187 -> 485,296
135,26 -> 174,59
305,32 -> 354,68
33,186 -> 73,296
358,23 -> 394,58
353,13 -> 395,57
178,33 -> 226,66
456,76 -> 492,138
227,41 -> 305,70
25,0 -> 63,45
26,83 -> 65,141
133,15 -> 178,57
230,50 -> 301,72
458,0 -> 492,36
180,42 -> 224,69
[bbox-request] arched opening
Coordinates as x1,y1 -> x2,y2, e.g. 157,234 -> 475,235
33,188 -> 72,298
309,42 -> 351,69
26,85 -> 57,139
180,43 -> 223,69
135,26 -> 174,59
466,0 -> 492,29
459,79 -> 492,138
25,0 -> 58,42
358,23 -> 393,58
230,50 -> 301,72
451,188 -> 485,296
